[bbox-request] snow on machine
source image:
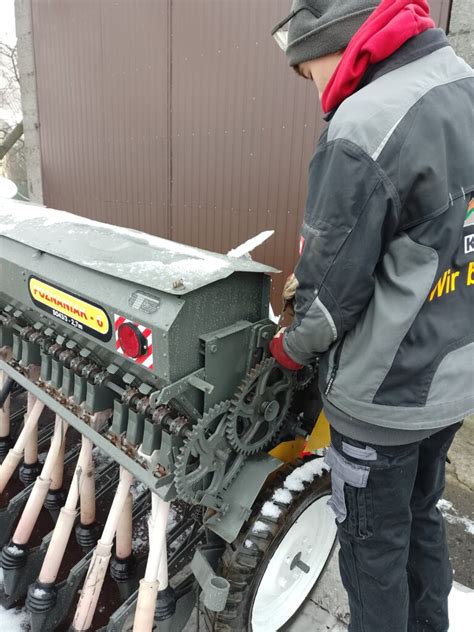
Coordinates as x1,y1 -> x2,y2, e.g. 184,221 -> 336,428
0,199 -> 336,631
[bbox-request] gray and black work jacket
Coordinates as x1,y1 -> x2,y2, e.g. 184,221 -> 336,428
283,29 -> 474,442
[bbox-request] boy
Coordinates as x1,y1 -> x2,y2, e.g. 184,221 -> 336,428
269,1 -> 474,630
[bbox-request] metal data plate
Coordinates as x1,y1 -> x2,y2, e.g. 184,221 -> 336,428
0,200 -> 277,295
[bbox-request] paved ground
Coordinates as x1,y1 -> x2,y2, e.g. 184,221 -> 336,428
285,577 -> 474,632
443,418 -> 474,588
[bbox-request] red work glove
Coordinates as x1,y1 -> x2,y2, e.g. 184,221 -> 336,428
269,329 -> 304,371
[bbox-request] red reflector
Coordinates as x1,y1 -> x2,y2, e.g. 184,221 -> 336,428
118,322 -> 148,359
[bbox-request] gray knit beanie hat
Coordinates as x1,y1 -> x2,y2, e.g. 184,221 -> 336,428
283,0 -> 381,66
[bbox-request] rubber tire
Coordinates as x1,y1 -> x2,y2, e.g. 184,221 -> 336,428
206,459 -> 333,632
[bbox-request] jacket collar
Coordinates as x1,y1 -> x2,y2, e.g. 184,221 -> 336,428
359,28 -> 450,87
324,29 -> 450,121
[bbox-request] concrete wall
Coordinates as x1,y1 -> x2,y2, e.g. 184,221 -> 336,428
448,0 -> 474,65
15,0 -> 43,203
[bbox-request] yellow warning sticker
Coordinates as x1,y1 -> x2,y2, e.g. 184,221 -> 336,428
29,277 -> 111,341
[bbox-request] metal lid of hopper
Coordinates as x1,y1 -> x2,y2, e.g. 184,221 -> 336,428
0,200 -> 278,295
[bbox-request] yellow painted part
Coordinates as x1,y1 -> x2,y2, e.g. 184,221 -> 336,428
305,411 -> 331,452
269,436 -> 306,463
269,411 -> 331,463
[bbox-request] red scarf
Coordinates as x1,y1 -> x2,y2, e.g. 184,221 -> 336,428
322,0 -> 435,113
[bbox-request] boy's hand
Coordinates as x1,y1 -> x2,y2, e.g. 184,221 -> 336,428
269,328 -> 304,371
282,273 -> 299,317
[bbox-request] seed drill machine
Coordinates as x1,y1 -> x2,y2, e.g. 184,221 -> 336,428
0,200 -> 336,632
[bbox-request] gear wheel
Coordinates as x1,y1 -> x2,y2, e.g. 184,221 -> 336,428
226,357 -> 295,456
174,401 -> 244,506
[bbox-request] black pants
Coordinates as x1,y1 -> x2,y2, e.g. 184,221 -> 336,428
326,423 -> 462,632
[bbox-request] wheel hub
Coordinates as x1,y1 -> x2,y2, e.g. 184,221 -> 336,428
278,539 -> 315,588
262,400 -> 280,422
290,551 -> 310,574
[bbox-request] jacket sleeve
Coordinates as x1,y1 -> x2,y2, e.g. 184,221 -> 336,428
283,139 -> 400,366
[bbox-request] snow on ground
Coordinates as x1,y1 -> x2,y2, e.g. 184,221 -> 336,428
448,583 -> 474,631
0,605 -> 28,631
0,568 -> 29,631
438,498 -> 474,535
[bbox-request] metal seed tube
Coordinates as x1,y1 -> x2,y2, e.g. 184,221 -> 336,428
133,494 -> 170,632
72,467 -> 134,631
0,398 -> 44,494
12,415 -> 67,545
38,436 -> 93,584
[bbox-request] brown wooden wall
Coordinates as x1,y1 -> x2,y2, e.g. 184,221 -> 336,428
30,0 -> 453,304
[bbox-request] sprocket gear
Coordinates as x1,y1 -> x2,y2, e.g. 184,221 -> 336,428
174,400 -> 244,507
226,357 -> 295,456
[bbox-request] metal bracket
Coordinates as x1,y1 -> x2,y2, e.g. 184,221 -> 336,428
205,454 -> 283,543
191,547 -> 230,612
12,333 -> 22,361
149,368 -> 211,408
0,325 -> 13,348
255,321 -> 276,349
187,373 -> 214,395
